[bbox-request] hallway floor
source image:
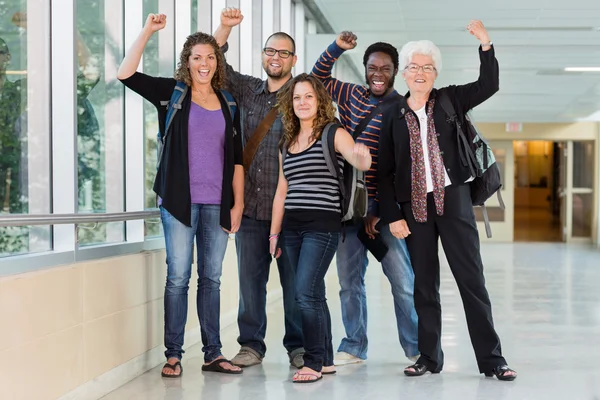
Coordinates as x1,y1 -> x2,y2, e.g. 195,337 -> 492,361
102,243 -> 600,400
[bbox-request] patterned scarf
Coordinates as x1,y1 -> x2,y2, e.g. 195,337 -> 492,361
405,99 -> 445,222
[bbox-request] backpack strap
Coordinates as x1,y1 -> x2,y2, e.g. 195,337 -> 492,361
321,122 -> 345,198
163,81 -> 188,142
321,122 -> 341,179
437,90 -> 478,177
280,141 -> 288,162
353,94 -> 401,139
481,205 -> 492,239
219,89 -> 238,123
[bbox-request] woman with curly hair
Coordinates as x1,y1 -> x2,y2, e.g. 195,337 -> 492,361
117,14 -> 243,377
270,73 -> 371,383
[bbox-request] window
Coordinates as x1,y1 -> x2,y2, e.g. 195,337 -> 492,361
0,4 -> 51,256
142,0 -> 175,238
76,0 -> 125,246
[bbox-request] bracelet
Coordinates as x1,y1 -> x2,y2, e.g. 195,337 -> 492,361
269,234 -> 279,240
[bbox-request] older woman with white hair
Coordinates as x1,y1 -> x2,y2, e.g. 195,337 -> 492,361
377,20 -> 516,381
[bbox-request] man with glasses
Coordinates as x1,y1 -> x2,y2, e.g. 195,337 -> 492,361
213,7 -> 304,369
311,31 -> 420,366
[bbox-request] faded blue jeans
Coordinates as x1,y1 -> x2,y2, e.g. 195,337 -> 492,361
161,204 -> 229,363
336,220 -> 419,360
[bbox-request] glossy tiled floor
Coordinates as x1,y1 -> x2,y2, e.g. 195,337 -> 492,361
102,243 -> 600,400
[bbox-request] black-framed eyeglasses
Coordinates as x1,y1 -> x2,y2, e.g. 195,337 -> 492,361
263,47 -> 294,59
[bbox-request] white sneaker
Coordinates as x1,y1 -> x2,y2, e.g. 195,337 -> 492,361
334,351 -> 365,366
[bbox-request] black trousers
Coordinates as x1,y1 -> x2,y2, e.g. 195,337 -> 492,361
402,184 -> 506,373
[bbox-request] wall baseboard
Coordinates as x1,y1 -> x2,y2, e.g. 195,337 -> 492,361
59,288 -> 283,400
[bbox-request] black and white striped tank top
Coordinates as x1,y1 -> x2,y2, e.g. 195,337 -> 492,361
283,139 -> 344,214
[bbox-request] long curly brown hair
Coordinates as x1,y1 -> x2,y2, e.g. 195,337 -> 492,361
277,73 -> 337,148
174,32 -> 225,89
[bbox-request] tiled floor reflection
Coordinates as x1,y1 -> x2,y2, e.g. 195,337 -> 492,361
514,207 -> 562,242
102,243 -> 600,400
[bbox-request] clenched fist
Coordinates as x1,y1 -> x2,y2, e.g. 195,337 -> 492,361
144,13 -> 166,33
221,7 -> 244,27
336,31 -> 357,51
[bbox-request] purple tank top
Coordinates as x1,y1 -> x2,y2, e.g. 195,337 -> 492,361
188,102 -> 226,204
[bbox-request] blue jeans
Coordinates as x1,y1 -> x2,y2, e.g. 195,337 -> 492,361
161,204 -> 229,363
283,230 -> 339,372
336,221 -> 419,359
235,216 -> 303,356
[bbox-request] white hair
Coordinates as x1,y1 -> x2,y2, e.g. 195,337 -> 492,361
399,40 -> 442,73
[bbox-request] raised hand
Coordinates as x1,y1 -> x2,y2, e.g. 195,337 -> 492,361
466,20 -> 490,45
336,31 -> 357,51
221,7 -> 244,27
143,13 -> 166,33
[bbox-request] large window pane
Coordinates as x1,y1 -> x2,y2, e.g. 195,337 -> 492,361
572,193 -> 593,238
573,141 -> 594,189
191,0 -> 198,33
0,4 -> 51,256
143,0 -> 174,237
76,0 -> 125,246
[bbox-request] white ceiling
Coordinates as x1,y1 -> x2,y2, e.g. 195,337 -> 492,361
314,0 -> 600,123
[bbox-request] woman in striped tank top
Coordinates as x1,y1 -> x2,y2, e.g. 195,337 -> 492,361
270,74 -> 371,383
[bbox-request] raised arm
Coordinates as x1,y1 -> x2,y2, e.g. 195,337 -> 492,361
117,13 -> 166,80
213,7 -> 243,47
450,20 -> 499,112
213,8 -> 261,101
311,32 -> 362,105
333,127 -> 372,171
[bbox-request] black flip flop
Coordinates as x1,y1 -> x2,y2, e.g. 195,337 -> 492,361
201,358 -> 243,374
293,371 -> 323,383
161,361 -> 183,378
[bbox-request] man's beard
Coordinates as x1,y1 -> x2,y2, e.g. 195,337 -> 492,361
265,64 -> 286,79
365,74 -> 395,97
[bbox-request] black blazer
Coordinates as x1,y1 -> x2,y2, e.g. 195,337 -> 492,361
120,72 -> 243,230
377,45 -> 499,224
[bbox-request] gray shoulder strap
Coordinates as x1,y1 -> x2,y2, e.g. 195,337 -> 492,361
321,122 -> 339,178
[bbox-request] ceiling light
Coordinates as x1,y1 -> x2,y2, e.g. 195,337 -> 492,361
564,67 -> 600,72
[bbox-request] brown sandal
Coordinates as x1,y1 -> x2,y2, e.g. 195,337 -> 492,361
161,361 -> 183,378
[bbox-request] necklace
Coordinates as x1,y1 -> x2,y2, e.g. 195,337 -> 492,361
193,87 -> 213,102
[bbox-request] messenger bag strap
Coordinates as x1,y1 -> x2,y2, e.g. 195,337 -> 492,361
242,107 -> 278,172
352,94 -> 401,139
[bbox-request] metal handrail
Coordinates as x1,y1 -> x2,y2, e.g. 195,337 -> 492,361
0,210 -> 160,227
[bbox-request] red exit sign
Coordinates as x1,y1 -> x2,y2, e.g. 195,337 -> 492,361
506,122 -> 522,132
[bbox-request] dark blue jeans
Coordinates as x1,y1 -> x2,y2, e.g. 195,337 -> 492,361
283,230 -> 339,372
161,204 -> 229,363
235,216 -> 303,356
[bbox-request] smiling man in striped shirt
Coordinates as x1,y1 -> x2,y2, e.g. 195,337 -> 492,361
311,32 -> 419,365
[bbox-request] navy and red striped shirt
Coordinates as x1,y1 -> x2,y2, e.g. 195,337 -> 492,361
311,41 -> 401,214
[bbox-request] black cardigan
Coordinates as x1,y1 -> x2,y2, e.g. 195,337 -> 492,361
377,45 -> 499,224
120,72 -> 243,229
